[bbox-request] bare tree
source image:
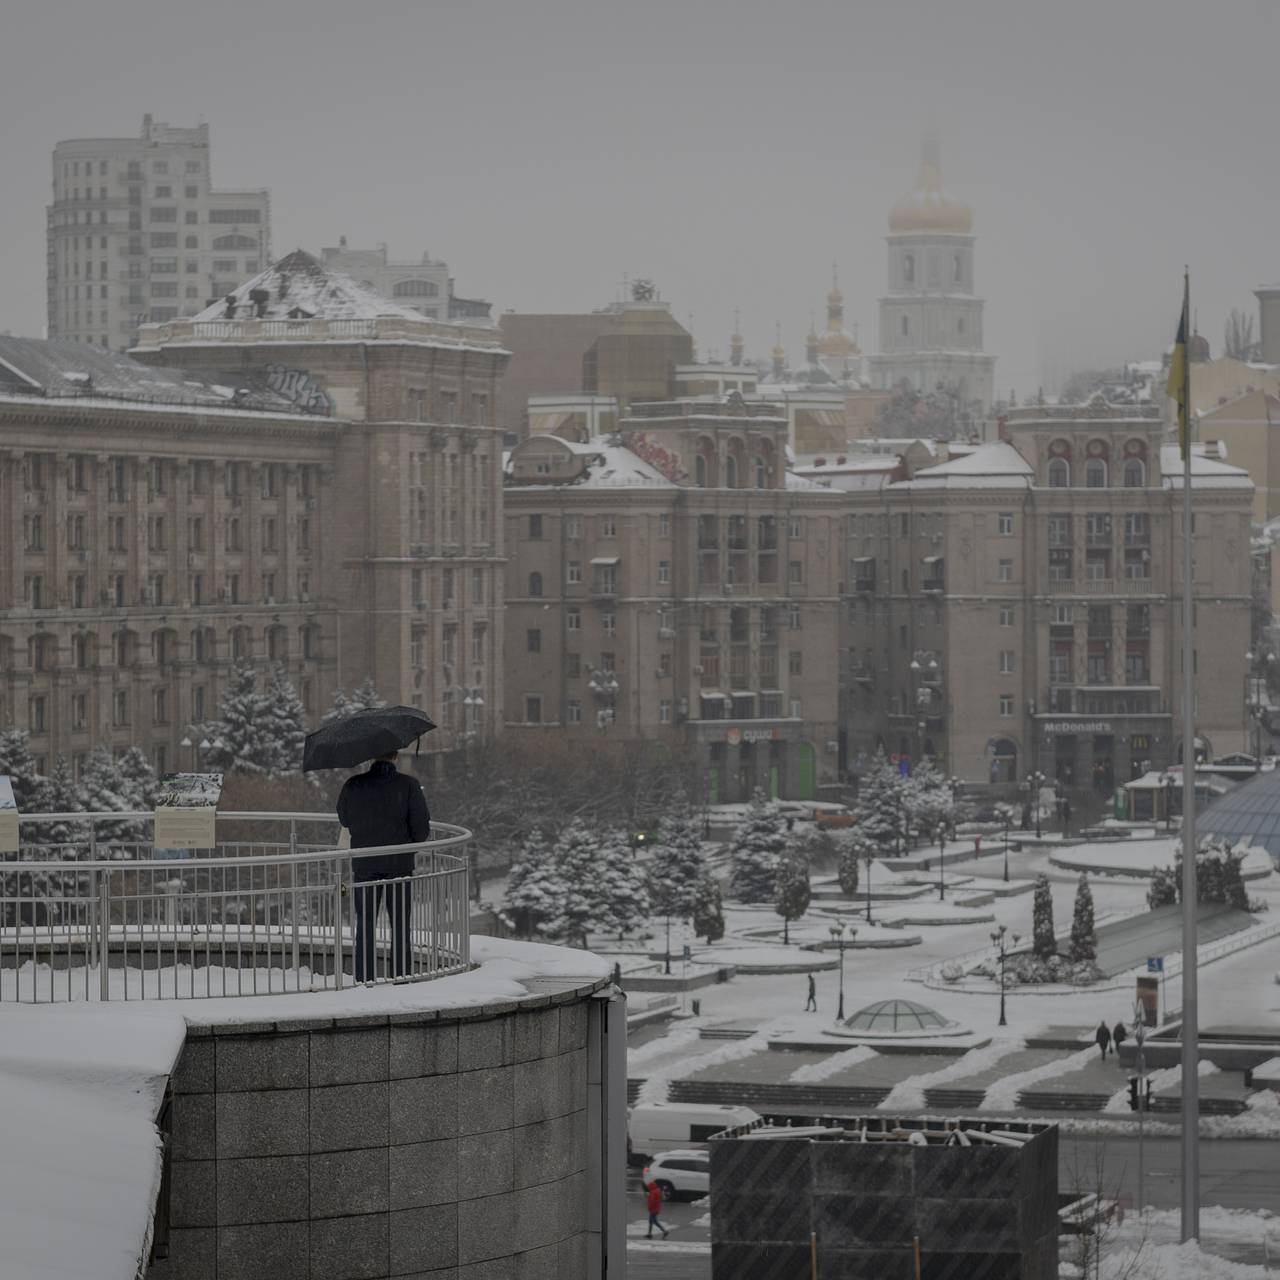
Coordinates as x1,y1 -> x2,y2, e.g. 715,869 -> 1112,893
1224,307 -> 1258,362
1060,1137 -> 1150,1280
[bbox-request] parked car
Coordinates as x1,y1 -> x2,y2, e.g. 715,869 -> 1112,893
644,1150 -> 710,1201
628,1101 -> 763,1164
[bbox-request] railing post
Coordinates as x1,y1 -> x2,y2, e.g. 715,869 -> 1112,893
332,860 -> 345,990
98,870 -> 111,1002
289,822 -> 300,976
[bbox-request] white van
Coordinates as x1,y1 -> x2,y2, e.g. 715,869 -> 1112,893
627,1101 -> 764,1164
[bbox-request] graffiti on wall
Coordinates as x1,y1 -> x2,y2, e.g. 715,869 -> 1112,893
265,364 -> 333,415
627,431 -> 687,484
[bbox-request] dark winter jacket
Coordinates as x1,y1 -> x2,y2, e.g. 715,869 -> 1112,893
1095,1022 -> 1111,1047
337,760 -> 431,880
1112,1022 -> 1127,1046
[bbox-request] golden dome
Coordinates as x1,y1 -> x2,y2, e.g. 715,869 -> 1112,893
889,134 -> 972,235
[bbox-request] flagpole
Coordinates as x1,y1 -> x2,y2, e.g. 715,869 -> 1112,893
1178,268 -> 1200,1243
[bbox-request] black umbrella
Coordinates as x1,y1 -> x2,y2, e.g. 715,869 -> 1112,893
302,706 -> 437,772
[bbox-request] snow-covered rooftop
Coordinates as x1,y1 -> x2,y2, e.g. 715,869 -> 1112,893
1159,444 -> 1253,489
893,440 -> 1033,490
192,248 -> 427,323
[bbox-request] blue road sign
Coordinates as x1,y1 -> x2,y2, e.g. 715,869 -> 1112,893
1147,956 -> 1164,973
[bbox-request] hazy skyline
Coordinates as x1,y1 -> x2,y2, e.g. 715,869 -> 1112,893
3,0 -> 1277,397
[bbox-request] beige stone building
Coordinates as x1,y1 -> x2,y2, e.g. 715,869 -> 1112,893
1199,389 -> 1280,524
842,404 -> 1253,788
1,250 -> 509,774
502,399 -> 844,802
48,115 -> 271,351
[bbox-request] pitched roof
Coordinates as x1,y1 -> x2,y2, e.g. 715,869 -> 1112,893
193,249 -> 426,323
0,335 -> 307,413
893,440 -> 1033,490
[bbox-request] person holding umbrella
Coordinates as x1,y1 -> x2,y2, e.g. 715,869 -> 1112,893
304,707 -> 435,983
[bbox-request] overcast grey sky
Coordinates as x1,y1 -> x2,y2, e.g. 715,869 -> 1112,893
2,0 -> 1276,395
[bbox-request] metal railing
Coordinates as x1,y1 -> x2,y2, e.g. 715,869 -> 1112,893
0,811 -> 472,1003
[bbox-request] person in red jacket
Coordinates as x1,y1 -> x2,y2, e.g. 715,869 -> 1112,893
644,1177 -> 669,1239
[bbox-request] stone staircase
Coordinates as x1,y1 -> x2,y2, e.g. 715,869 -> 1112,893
669,1078 -> 894,1111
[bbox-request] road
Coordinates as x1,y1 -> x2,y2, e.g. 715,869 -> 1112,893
624,1136 -> 1280,1279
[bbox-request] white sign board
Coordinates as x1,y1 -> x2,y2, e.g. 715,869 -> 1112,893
0,776 -> 17,853
153,772 -> 223,852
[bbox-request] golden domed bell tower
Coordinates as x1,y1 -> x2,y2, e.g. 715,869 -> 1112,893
869,132 -> 995,411
816,263 -> 862,382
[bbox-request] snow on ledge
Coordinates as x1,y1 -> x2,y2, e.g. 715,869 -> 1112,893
0,938 -> 609,1280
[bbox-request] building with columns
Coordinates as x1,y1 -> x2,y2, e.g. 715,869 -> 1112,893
841,403 -> 1252,788
502,397 -> 844,802
0,250 -> 509,775
868,135 -> 996,411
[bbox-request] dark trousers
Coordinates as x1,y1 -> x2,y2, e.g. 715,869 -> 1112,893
354,876 -> 413,981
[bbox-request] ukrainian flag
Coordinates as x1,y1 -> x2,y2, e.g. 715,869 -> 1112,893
1167,274 -> 1190,459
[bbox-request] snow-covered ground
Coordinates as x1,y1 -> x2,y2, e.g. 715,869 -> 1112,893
1052,834 -> 1274,880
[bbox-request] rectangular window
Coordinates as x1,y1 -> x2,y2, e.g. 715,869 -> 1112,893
998,512 -> 1014,535
528,514 -> 543,540
567,699 -> 582,725
789,560 -> 803,585
112,690 -> 128,727
149,233 -> 178,248
565,515 -> 582,540
999,650 -> 1015,674
527,629 -> 542,653
1000,694 -> 1014,717
789,651 -> 802,676
149,207 -> 177,223
525,695 -> 542,724
153,688 -> 168,724
998,559 -> 1013,582
658,560 -> 670,584
999,606 -> 1015,627
566,652 -> 581,678
567,561 -> 582,584
658,512 -> 671,537
602,613 -> 616,637
72,692 -> 88,732
1052,604 -> 1073,625
601,515 -> 617,538
659,699 -> 672,724
567,608 -> 581,632
208,209 -> 262,223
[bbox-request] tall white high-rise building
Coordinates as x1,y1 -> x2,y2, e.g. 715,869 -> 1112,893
868,134 -> 996,410
47,115 -> 271,351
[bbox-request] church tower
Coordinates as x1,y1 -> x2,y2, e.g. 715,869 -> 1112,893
868,133 -> 996,410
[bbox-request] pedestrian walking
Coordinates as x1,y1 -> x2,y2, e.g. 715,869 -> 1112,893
645,1178 -> 670,1239
337,750 -> 431,982
1095,1020 -> 1112,1060
1112,1020 -> 1127,1058
805,973 -> 817,1012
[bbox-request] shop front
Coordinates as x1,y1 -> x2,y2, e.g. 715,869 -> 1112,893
1036,716 -> 1172,793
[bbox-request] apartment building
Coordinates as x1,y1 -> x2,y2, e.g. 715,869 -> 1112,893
842,403 -> 1254,787
2,250 -> 509,774
318,239 -> 492,323
503,397 -> 843,802
48,115 -> 271,351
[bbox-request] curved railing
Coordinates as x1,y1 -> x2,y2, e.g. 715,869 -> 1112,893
0,812 -> 472,1003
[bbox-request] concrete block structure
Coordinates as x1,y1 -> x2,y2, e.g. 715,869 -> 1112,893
711,1119 -> 1059,1279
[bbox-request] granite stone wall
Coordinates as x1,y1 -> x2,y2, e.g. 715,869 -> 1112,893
147,989 -> 600,1280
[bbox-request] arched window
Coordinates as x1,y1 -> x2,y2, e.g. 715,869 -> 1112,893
903,253 -> 915,283
528,571 -> 543,598
754,456 -> 767,489
1123,458 -> 1145,488
1085,457 -> 1108,488
392,279 -> 439,298
725,454 -> 738,489
695,454 -> 707,488
1048,458 -> 1070,488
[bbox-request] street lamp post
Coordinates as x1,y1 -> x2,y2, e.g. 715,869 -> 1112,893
1002,813 -> 1011,883
990,924 -> 1020,1026
937,825 -> 946,901
1027,771 -> 1046,839
1162,770 -> 1175,832
828,922 -> 856,1021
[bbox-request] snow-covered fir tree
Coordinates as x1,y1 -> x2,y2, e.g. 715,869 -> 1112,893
647,803 -> 706,922
1031,872 -> 1056,959
40,755 -> 86,847
546,819 -> 604,947
1069,872 -> 1097,962
78,746 -> 146,844
852,750 -> 902,856
690,873 -> 725,944
773,848 -> 811,944
0,727 -> 50,812
201,663 -> 278,775
902,759 -> 954,840
1147,865 -> 1178,909
116,745 -> 161,808
596,829 -> 651,940
323,678 -> 386,723
503,829 -> 562,938
262,664 -> 308,773
1166,839 -> 1250,909
834,829 -> 860,896
728,789 -> 788,903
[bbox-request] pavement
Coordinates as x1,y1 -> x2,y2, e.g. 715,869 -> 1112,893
1090,902 -> 1255,977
